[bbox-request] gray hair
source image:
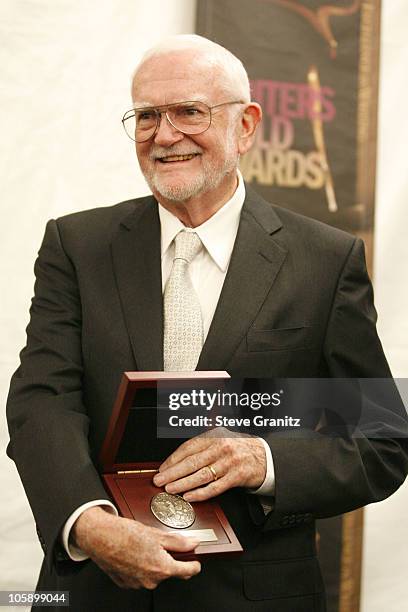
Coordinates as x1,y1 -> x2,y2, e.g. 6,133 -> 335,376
132,34 -> 251,103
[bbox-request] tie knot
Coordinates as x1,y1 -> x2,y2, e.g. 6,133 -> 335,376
174,230 -> 202,263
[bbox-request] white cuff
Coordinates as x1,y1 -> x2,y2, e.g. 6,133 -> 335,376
61,500 -> 118,561
250,438 -> 275,496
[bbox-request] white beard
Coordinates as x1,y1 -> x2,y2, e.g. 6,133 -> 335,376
143,125 -> 239,202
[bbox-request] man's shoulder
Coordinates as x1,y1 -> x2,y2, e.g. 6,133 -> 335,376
273,204 -> 359,265
245,188 -> 363,270
45,195 -> 158,257
273,203 -> 355,242
55,195 -> 156,232
249,187 -> 354,242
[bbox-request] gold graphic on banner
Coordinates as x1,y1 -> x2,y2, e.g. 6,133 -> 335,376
308,65 -> 337,212
271,1 -> 362,59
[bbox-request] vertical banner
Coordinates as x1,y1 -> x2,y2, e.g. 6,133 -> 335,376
196,2 -> 381,611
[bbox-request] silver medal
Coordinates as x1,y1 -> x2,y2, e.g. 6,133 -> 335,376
150,492 -> 195,528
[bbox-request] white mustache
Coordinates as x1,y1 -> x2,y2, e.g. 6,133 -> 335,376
150,146 -> 203,160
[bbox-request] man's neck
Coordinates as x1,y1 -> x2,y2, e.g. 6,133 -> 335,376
153,173 -> 239,228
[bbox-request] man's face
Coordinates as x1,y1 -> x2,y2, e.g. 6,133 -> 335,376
132,53 -> 241,203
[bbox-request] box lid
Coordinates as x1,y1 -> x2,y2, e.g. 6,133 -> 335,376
99,371 -> 230,473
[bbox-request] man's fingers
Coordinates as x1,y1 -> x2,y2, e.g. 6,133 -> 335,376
158,436 -> 211,472
154,448 -> 214,486
160,534 -> 202,580
165,465 -> 215,494
183,479 -> 227,502
161,532 -> 200,552
170,559 -> 202,580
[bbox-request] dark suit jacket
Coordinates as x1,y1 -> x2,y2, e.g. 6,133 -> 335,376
6,187 -> 408,611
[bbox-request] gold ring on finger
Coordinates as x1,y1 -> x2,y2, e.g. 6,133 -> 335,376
207,464 -> 218,481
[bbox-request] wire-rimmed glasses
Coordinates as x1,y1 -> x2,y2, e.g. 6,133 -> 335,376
122,100 -> 245,143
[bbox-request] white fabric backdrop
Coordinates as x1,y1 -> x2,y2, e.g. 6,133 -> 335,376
0,2 -> 406,610
363,1 -> 408,610
0,0 -> 198,599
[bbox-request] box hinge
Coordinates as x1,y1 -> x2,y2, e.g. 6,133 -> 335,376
116,468 -> 159,475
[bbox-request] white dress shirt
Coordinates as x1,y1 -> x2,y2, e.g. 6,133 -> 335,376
62,171 -> 275,561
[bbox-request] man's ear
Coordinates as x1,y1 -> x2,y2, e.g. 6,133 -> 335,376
237,102 -> 262,155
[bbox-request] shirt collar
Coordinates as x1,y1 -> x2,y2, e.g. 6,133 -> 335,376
158,171 -> 246,272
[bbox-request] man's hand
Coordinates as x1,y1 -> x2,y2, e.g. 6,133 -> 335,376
153,428 -> 267,502
71,507 -> 201,589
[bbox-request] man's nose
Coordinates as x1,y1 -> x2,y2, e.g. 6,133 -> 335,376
153,112 -> 185,146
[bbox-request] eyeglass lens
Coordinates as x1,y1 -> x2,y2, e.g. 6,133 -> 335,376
123,101 -> 211,142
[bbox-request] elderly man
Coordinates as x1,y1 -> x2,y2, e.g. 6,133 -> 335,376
7,35 -> 408,611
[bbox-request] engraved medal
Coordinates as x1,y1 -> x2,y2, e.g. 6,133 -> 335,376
150,492 -> 195,528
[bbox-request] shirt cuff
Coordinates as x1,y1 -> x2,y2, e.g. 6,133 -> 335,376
62,500 -> 118,561
249,438 -> 275,496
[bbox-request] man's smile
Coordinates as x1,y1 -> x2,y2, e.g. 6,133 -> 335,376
156,153 -> 201,163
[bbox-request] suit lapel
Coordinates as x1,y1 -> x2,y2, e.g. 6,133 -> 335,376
197,189 -> 287,371
111,197 -> 164,370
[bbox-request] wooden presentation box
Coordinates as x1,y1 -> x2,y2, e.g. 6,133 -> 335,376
99,371 -> 243,560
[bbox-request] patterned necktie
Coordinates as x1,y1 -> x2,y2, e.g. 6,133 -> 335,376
163,230 -> 203,371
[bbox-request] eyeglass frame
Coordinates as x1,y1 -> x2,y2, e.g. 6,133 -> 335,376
121,100 -> 246,143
